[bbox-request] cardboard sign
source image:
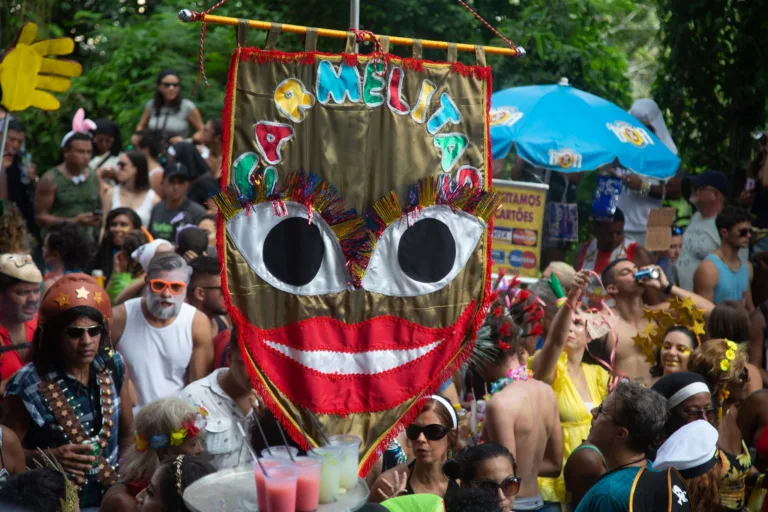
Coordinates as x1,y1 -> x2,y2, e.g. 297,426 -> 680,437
644,207 -> 677,251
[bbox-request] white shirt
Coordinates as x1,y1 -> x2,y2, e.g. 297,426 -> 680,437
180,369 -> 253,470
117,298 -> 195,413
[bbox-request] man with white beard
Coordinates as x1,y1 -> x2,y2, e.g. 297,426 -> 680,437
112,253 -> 213,411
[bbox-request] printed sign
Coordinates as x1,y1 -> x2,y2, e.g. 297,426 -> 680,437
491,179 -> 548,281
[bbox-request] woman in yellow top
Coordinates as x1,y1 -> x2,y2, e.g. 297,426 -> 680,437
528,270 -> 610,507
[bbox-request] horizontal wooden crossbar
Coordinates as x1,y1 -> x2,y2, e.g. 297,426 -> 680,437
178,10 -> 524,57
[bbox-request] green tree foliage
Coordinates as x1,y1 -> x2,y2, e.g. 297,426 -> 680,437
654,0 -> 768,175
10,0 -> 637,170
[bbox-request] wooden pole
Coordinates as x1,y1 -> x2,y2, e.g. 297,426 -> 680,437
178,10 -> 524,57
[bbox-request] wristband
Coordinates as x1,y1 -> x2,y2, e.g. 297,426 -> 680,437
663,282 -> 673,295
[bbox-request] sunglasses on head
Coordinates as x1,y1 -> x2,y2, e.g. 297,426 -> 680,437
149,279 -> 187,295
470,476 -> 522,497
405,424 -> 450,441
64,325 -> 103,339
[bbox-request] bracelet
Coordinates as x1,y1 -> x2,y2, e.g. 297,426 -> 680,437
663,282 -> 673,295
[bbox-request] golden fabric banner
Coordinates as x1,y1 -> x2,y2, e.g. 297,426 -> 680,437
217,44 -> 495,474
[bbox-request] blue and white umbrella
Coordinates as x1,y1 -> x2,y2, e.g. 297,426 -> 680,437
489,79 -> 680,179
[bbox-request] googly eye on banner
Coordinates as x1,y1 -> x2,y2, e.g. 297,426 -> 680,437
362,205 -> 485,297
227,202 -> 351,295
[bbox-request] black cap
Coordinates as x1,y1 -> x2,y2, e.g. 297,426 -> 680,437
686,170 -> 728,196
163,162 -> 190,181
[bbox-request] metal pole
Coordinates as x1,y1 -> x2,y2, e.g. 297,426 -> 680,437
350,0 -> 360,52
0,114 -> 9,201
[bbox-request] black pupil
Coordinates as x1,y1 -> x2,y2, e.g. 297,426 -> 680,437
263,217 -> 324,286
397,218 -> 456,283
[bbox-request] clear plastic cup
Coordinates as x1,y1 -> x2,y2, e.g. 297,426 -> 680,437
252,458 -> 287,512
261,445 -> 299,461
264,464 -> 299,512
294,456 -> 322,512
327,434 -> 361,490
307,445 -> 343,504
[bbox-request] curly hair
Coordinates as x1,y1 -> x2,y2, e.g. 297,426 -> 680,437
120,397 -> 203,485
0,202 -> 30,253
686,464 -> 721,512
688,338 -> 748,403
45,223 -> 92,272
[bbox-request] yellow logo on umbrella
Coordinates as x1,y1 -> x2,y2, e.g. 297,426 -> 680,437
607,121 -> 654,149
548,148 -> 582,169
490,106 -> 523,127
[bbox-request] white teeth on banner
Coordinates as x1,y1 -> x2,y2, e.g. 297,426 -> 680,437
263,340 -> 444,375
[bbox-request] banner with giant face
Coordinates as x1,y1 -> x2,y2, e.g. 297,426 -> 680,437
215,37 -> 499,474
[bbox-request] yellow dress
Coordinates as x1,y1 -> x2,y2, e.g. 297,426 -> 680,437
528,351 -> 610,504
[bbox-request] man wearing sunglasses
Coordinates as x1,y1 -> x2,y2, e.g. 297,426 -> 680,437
111,253 -> 213,412
694,206 -> 754,310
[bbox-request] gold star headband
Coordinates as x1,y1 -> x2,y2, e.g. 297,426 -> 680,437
632,296 -> 705,365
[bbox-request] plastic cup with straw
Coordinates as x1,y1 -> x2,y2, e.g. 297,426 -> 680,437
237,421 -> 285,512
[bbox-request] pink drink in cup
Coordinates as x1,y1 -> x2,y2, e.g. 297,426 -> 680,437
265,465 -> 299,512
253,458 -> 286,511
294,456 -> 322,512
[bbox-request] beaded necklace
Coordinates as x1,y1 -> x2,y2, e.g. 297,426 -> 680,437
486,366 -> 534,399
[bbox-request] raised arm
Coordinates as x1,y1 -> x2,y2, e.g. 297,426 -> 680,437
646,264 -> 715,316
188,310 -> 214,382
529,270 -> 590,384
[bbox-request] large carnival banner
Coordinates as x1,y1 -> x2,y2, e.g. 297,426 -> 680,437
490,179 -> 547,281
214,34 -> 499,473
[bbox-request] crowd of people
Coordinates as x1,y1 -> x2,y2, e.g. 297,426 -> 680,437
1,69 -> 768,512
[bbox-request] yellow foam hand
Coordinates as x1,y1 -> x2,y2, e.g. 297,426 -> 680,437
0,23 -> 82,112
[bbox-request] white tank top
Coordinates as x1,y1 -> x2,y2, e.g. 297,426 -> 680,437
111,185 -> 157,227
117,298 -> 196,411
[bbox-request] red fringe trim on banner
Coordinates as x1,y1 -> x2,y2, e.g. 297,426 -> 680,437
236,47 -> 490,81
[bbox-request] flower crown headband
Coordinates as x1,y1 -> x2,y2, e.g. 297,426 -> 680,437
134,406 -> 208,452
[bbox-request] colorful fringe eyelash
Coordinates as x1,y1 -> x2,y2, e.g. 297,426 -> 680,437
368,177 -> 502,236
214,172 -> 373,286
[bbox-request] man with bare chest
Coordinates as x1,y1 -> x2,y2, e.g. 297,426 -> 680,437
477,307 -> 563,511
599,259 -> 714,382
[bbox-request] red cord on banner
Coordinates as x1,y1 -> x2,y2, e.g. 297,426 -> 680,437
350,29 -> 386,77
188,0 -> 230,91
454,0 -> 519,51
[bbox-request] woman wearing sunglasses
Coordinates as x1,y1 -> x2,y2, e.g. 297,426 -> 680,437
443,442 -> 520,512
101,150 -> 160,228
133,70 -> 204,146
688,339 -> 752,511
2,274 -> 134,511
369,396 -> 460,503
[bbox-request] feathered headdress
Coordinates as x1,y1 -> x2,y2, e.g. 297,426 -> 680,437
34,449 -> 79,512
60,108 -> 96,147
